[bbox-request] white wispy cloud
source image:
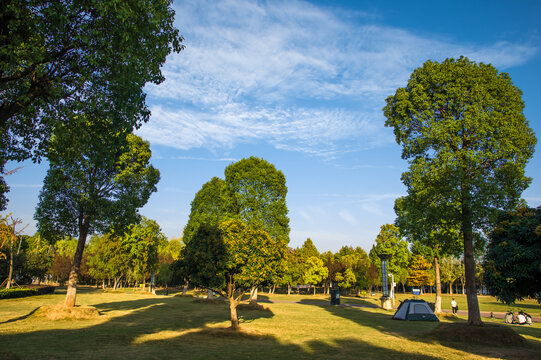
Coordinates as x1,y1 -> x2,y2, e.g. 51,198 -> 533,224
138,0 -> 539,157
338,209 -> 358,225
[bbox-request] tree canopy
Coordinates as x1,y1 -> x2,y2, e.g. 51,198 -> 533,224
183,219 -> 285,329
369,224 -> 410,288
0,0 -> 183,207
383,57 -> 536,325
224,156 -> 289,243
484,206 -> 541,304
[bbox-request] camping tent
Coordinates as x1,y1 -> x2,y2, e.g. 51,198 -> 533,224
392,299 -> 439,321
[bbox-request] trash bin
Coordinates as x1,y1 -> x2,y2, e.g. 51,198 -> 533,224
330,289 -> 340,305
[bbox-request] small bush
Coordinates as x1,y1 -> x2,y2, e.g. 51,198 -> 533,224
0,288 -> 38,299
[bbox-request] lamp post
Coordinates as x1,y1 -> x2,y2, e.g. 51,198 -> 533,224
388,273 -> 395,307
378,253 -> 393,310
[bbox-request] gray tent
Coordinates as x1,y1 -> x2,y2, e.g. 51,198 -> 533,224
392,299 -> 439,321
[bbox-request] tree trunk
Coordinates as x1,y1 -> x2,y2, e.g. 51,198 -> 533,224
287,284 -> 291,295
207,289 -> 214,299
249,286 -> 258,304
182,282 -> 188,295
434,256 -> 442,314
6,237 -> 14,289
64,215 -> 90,307
449,282 -> 452,294
461,187 -> 483,325
229,297 -> 239,330
227,280 -> 239,330
313,286 -> 316,295
272,284 -> 276,294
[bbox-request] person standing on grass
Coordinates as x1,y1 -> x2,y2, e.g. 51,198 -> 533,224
451,298 -> 458,315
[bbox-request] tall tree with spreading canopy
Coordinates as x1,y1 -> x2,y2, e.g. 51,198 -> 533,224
484,205 -> 541,304
384,57 -> 536,325
183,157 -> 290,303
0,0 -> 183,205
34,117 -> 159,306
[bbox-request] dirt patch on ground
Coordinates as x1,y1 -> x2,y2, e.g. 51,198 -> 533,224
427,323 -> 526,346
32,305 -> 101,320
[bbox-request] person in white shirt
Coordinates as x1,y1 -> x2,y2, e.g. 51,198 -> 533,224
451,298 -> 458,315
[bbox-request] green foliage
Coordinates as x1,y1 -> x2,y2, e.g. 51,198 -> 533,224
35,116 -> 160,241
224,156 -> 290,243
407,255 -> 433,287
0,0 -> 183,159
334,246 -> 372,291
0,286 -> 55,299
279,248 -> 304,289
369,224 -> 410,286
303,256 -> 328,287
124,217 -> 166,283
87,234 -> 130,286
439,256 -> 461,291
184,219 -> 285,294
384,56 -> 536,323
298,238 -> 319,260
335,268 -> 356,290
0,0 -> 183,208
484,206 -> 541,304
183,177 -> 234,246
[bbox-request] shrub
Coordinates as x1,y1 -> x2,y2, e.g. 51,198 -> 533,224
0,286 -> 55,299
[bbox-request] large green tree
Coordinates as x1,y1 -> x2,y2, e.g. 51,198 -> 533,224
303,256 -> 328,295
34,117 -> 159,306
124,217 -> 166,290
484,205 -> 541,304
0,0 -> 182,207
369,224 -> 411,293
184,219 -> 285,329
183,157 -> 290,302
383,57 -> 536,325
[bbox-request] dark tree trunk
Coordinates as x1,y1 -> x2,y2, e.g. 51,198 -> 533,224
461,188 -> 483,325
434,256 -> 442,314
65,214 -> 90,307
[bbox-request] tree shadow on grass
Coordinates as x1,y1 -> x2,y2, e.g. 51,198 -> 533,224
316,301 -> 541,360
0,295 -> 276,359
0,294 -> 442,360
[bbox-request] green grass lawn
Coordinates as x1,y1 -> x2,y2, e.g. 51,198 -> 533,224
1,287 -> 540,359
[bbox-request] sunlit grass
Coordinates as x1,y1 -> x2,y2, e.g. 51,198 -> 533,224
1,287 -> 540,359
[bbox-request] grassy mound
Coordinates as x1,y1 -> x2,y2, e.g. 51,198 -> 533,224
32,305 -> 101,320
237,303 -> 269,311
428,323 -> 526,346
193,298 -> 225,304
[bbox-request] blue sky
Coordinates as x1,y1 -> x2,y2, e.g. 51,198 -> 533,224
3,0 -> 541,253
